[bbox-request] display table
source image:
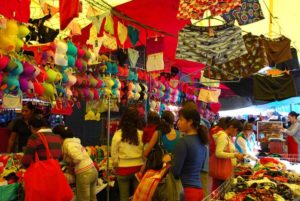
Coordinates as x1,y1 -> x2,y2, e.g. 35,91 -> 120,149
204,156 -> 300,200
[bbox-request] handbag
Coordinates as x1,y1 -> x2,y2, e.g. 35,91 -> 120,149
145,131 -> 167,171
153,170 -> 184,201
209,137 -> 233,180
23,133 -> 73,201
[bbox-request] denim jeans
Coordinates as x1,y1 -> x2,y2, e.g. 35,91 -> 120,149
117,174 -> 138,201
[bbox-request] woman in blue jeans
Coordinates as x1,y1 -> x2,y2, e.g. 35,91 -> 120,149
111,107 -> 144,201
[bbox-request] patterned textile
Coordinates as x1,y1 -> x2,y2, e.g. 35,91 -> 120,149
177,0 -> 241,20
222,0 -> 265,25
132,167 -> 169,201
176,23 -> 247,65
261,35 -> 292,66
204,33 -> 269,80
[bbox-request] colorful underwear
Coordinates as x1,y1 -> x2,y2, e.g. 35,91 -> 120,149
203,33 -> 269,80
261,35 -> 292,66
177,0 -> 241,20
222,0 -> 265,25
176,23 -> 247,65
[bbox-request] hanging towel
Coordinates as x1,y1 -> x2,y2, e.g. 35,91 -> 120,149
59,0 -> 79,30
0,0 -> 30,23
104,15 -> 114,35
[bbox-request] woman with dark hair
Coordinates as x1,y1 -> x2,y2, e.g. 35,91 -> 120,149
21,116 -> 62,167
144,111 -> 180,156
7,102 -> 35,152
172,103 -> 208,201
53,125 -> 98,201
142,111 -> 160,145
282,111 -> 300,160
210,118 -> 244,191
111,106 -> 144,201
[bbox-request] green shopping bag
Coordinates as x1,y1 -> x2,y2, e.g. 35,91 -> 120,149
0,183 -> 20,201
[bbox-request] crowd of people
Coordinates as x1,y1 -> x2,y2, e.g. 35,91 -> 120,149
5,100 -> 300,201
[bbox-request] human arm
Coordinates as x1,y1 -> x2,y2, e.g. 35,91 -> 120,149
282,123 -> 300,136
143,131 -> 158,158
171,139 -> 187,178
111,131 -> 121,168
21,135 -> 38,168
7,132 -> 17,153
215,133 -> 243,160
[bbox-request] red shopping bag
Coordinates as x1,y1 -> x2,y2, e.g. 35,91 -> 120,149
23,133 -> 73,201
209,137 -> 233,180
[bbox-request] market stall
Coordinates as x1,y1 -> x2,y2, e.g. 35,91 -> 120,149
204,156 -> 300,200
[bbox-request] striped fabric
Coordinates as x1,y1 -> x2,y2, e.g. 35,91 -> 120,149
176,23 -> 247,65
22,132 -> 62,167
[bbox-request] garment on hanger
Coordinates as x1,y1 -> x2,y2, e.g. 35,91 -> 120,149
198,88 -> 221,103
200,70 -> 220,88
177,0 -> 241,20
146,37 -> 164,55
118,21 -> 128,46
146,52 -> 164,72
275,48 -> 300,70
261,35 -> 292,66
222,0 -> 264,25
128,48 -> 139,67
253,74 -> 297,101
59,0 -> 79,30
176,23 -> 247,65
203,33 -> 269,80
0,0 -> 30,23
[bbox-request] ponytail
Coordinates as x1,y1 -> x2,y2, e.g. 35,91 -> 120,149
197,125 -> 209,145
157,119 -> 172,134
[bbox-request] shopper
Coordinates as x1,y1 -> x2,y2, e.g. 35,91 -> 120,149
21,116 -> 62,167
52,125 -> 97,201
235,123 -> 258,159
7,102 -> 35,152
111,106 -> 144,201
282,111 -> 300,160
142,111 -> 160,146
210,119 -> 244,191
209,117 -> 232,156
171,103 -> 208,201
144,110 -> 180,156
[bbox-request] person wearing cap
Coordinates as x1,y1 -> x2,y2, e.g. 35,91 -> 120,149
235,123 -> 258,159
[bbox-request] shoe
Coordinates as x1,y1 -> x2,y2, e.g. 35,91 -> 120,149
135,172 -> 143,183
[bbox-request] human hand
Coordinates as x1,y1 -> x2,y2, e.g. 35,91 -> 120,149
235,153 -> 244,160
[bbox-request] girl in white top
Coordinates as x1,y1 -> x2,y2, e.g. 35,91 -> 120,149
53,125 -> 98,201
111,106 -> 144,201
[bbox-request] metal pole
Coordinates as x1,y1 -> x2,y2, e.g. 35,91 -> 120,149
106,74 -> 111,201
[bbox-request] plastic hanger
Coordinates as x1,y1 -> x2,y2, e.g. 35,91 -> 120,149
192,15 -> 226,26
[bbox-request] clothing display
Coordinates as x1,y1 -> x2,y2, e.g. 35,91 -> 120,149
253,74 -> 297,101
176,23 -> 247,65
276,47 -> 300,70
222,0 -> 265,25
204,33 -> 269,80
261,35 -> 293,66
177,0 -> 241,20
